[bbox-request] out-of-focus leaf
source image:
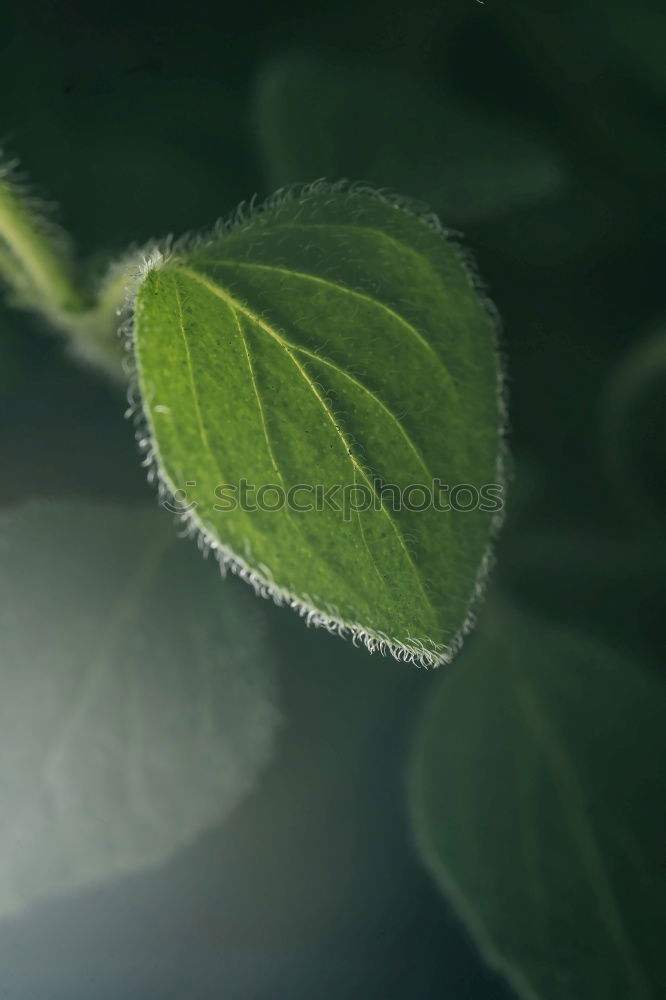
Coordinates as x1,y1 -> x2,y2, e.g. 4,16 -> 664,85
601,327 -> 666,526
253,54 -> 563,224
133,185 -> 504,666
0,501 -> 280,918
410,600 -> 666,1000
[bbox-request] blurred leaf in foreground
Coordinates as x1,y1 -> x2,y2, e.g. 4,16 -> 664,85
253,54 -> 563,225
409,600 -> 666,1000
0,502 -> 280,919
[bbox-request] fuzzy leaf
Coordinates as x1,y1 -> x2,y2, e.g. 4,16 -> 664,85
132,186 -> 504,666
409,600 -> 666,999
0,502 -> 280,918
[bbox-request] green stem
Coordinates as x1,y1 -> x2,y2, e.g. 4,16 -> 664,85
0,168 -> 145,378
0,173 -> 87,313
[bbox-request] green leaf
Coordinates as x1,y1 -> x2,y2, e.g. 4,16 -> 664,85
253,55 -> 563,224
0,501 -> 280,918
131,185 -> 504,666
409,600 -> 666,1000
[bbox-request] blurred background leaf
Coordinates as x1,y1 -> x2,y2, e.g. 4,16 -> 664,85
0,559 -> 511,999
253,53 -> 564,225
410,599 -> 666,1000
0,501 -> 280,918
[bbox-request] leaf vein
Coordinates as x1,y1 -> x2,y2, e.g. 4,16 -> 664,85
232,305 -> 286,488
194,261 -> 438,483
172,278 -> 230,493
201,257 -> 454,386
178,265 -> 436,619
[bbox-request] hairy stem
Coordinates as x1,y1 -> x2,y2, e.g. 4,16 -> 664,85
0,164 -> 143,378
0,171 -> 87,313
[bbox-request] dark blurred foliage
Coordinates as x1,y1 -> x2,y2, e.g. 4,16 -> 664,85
0,0 -> 664,997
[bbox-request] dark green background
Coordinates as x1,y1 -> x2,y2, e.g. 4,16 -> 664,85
0,1 -> 663,997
